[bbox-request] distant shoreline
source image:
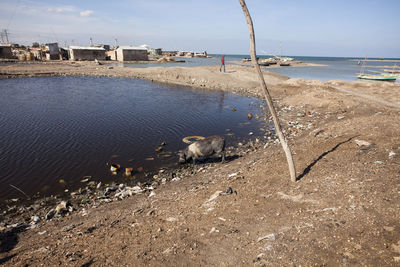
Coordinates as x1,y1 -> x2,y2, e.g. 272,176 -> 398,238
350,59 -> 400,62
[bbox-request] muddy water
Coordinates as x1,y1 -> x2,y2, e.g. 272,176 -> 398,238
0,76 -> 267,200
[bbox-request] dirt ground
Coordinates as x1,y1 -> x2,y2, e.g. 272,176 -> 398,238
1,61 -> 400,266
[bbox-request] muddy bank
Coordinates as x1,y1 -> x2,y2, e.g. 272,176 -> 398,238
1,61 -> 400,266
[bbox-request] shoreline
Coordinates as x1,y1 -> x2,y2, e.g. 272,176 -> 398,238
231,60 -> 328,68
1,61 -> 400,266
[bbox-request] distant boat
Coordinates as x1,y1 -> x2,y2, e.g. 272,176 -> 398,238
357,55 -> 397,81
357,74 -> 397,81
279,62 -> 291,66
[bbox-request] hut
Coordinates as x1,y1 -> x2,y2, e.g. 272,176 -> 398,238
151,48 -> 162,56
106,50 -> 116,61
69,46 -> 106,61
0,44 -> 13,59
116,46 -> 148,61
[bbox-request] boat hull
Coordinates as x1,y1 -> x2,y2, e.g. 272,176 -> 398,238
357,74 -> 397,81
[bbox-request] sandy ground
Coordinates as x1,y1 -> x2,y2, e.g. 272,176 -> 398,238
1,61 -> 400,266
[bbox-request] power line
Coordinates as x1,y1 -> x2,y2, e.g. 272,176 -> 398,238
1,29 -> 10,43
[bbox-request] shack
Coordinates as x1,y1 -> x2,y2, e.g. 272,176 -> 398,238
69,46 -> 106,61
45,43 -> 60,60
116,46 -> 148,61
106,50 -> 116,60
0,44 -> 13,59
151,48 -> 162,56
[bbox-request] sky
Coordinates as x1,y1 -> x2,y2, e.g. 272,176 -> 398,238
0,0 -> 399,58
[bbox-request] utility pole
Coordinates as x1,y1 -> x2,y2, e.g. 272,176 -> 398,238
1,29 -> 10,43
4,29 -> 9,43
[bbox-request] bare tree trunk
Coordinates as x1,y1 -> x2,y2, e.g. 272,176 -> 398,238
239,0 -> 296,182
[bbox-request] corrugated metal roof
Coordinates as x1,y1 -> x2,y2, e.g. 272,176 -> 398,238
69,46 -> 105,50
116,46 -> 148,51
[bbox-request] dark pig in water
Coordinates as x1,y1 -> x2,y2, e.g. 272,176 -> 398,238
178,136 -> 225,165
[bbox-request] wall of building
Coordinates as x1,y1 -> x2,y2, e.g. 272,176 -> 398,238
106,50 -> 116,61
116,49 -> 148,61
70,49 -> 106,61
0,47 -> 13,59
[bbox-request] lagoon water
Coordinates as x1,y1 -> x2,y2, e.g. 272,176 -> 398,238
0,76 -> 265,200
116,55 -> 399,83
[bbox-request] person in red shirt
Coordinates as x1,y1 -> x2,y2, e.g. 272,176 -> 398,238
219,55 -> 225,72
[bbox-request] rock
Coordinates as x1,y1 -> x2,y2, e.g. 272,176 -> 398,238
55,201 -> 69,214
389,151 -> 396,159
253,253 -> 265,263
232,108 -> 237,111
96,182 -> 102,189
223,187 -> 237,195
161,141 -> 167,146
354,139 -> 371,148
166,217 -> 177,222
81,208 -> 88,216
248,113 -> 253,120
149,191 -> 156,198
337,116 -> 345,120
209,227 -> 219,233
105,186 -> 117,195
32,216 -> 40,223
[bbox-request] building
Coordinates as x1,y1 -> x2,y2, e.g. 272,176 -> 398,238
69,46 -> 106,61
45,43 -> 60,60
151,48 -> 162,56
116,46 -> 148,61
106,50 -> 116,60
0,44 -> 13,59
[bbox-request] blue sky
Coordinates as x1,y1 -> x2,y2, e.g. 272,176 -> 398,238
1,0 -> 399,57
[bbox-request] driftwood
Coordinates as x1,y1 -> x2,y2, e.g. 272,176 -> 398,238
238,0 -> 296,182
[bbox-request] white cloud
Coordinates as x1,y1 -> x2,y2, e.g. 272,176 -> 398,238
80,10 -> 93,17
46,6 -> 76,14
